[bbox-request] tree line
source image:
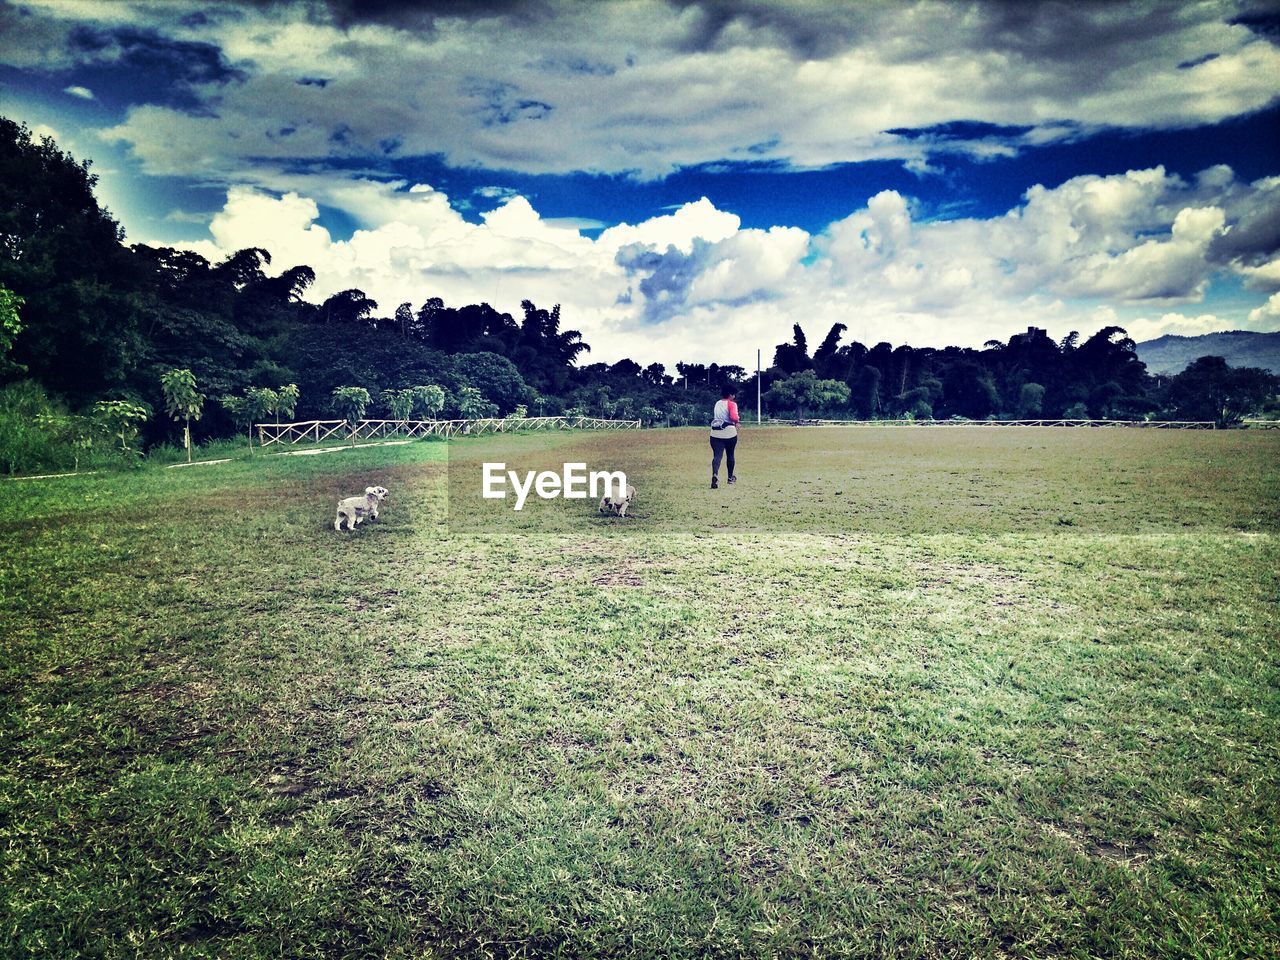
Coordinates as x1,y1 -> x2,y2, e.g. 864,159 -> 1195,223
760,321 -> 1277,424
1,116 -> 1276,473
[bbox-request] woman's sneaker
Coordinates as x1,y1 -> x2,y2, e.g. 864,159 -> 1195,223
727,476 -> 737,484
711,476 -> 719,489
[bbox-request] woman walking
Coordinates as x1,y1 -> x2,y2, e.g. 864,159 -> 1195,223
709,387 -> 740,489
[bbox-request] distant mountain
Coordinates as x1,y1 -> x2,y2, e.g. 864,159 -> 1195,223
1135,330 -> 1280,375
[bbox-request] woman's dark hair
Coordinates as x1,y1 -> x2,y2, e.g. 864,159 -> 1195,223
721,387 -> 735,398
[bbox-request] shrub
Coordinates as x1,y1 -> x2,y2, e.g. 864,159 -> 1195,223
0,381 -> 116,474
0,381 -> 68,474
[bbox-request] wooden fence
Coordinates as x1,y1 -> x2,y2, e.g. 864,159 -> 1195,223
256,415 -> 642,447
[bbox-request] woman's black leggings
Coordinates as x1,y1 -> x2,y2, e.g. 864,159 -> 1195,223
710,435 -> 737,478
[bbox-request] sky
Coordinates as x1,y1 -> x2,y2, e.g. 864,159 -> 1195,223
2,0 -> 1279,370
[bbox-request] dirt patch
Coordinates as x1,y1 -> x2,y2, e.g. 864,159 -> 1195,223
1039,820 -> 1153,868
1090,837 -> 1153,865
593,570 -> 644,587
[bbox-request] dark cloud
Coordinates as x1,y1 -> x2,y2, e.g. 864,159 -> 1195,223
663,0 -> 1249,72
887,121 -> 1034,142
615,241 -> 700,322
665,0 -> 877,58
982,1 -> 1188,64
1178,52 -> 1221,69
237,0 -> 552,29
615,238 -> 777,323
67,26 -> 245,112
463,80 -> 554,127
1210,199 -> 1280,265
1230,7 -> 1280,41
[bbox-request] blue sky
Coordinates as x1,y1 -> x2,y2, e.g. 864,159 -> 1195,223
2,0 -> 1279,367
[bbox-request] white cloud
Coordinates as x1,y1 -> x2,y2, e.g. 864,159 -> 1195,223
182,186 -> 335,269
1122,311 -> 1237,342
63,85 -> 94,100
29,122 -> 61,143
597,198 -> 741,255
165,164 -> 1280,368
1238,258 -> 1280,292
1247,292 -> 1280,330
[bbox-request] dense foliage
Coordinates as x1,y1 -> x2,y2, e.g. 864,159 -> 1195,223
1,117 -> 1276,472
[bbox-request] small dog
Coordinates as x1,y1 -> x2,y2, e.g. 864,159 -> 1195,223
598,483 -> 636,517
334,485 -> 389,531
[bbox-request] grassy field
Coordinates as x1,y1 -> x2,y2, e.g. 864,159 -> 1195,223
1,427 -> 1277,959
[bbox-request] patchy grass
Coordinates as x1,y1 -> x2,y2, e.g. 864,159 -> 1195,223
1,428 -> 1277,959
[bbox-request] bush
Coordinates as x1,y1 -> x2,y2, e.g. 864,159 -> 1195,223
0,381 -> 62,474
0,381 -> 117,474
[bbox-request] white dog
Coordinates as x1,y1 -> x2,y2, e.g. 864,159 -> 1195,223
334,485 -> 389,531
598,483 -> 636,517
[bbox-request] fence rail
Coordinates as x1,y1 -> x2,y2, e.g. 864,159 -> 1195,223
779,418 -> 1218,429
255,416 -> 641,447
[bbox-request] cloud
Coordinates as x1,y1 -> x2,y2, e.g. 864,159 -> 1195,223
1247,292 -> 1280,329
1121,311 -> 1239,342
63,84 -> 95,99
165,163 -> 1280,369
12,0 -> 1278,180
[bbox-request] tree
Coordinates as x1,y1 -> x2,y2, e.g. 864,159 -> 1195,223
410,384 -> 446,420
331,386 -> 370,444
0,283 -> 24,375
503,403 -> 529,430
394,302 -> 413,337
244,387 -> 278,445
594,385 -> 614,417
665,402 -> 698,425
939,362 -> 998,419
414,297 -> 445,341
381,388 -> 414,428
1163,356 -> 1279,426
92,399 -> 150,455
321,289 -> 378,326
214,247 -> 271,289
160,368 -> 204,462
457,385 -> 497,419
766,370 -> 851,419
610,358 -> 643,379
852,366 -> 882,419
256,264 -> 316,304
277,383 -> 300,423
813,322 -> 847,377
1016,382 -> 1045,419
675,362 -> 704,388
35,411 -> 98,472
642,362 -> 667,386
449,352 -> 531,414
1070,326 -> 1150,418
218,386 -> 278,448
1,119 -> 144,402
772,324 -> 812,374
219,395 -> 252,447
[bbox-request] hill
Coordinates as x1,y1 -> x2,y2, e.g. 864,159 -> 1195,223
1136,330 -> 1280,375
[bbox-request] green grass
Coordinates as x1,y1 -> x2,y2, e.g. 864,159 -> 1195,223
1,427 -> 1277,958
